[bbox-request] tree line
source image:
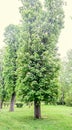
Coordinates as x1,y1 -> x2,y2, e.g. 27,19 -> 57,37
59,50 -> 72,106
0,0 -> 64,119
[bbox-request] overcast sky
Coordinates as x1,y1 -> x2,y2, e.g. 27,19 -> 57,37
0,0 -> 21,48
0,0 -> 72,58
58,0 -> 72,58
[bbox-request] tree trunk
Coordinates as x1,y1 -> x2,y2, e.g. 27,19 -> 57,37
0,100 -> 3,109
9,92 -> 16,112
34,100 -> 41,119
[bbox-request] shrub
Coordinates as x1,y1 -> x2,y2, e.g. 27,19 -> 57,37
65,91 -> 72,106
16,102 -> 23,108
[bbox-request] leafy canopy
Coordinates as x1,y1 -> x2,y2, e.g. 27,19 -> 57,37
16,0 -> 64,104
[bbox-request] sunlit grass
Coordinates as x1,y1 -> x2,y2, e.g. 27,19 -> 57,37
0,105 -> 72,130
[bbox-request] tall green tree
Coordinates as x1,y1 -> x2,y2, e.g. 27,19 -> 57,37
3,24 -> 20,111
17,0 -> 64,118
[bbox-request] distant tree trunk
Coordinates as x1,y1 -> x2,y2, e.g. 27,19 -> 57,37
0,100 -> 4,109
9,92 -> 16,112
34,100 -> 41,119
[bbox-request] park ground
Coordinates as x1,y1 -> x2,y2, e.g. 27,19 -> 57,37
0,104 -> 72,130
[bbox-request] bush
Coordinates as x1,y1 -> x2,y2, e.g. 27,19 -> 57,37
3,102 -> 10,107
16,102 -> 23,108
65,91 -> 72,106
65,97 -> 72,106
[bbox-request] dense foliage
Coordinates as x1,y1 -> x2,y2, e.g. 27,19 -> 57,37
0,48 -> 6,108
3,24 -> 20,111
59,49 -> 72,106
16,0 -> 64,118
0,0 -> 64,118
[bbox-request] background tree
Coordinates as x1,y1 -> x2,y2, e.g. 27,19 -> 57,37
59,49 -> 72,106
16,0 -> 64,118
3,24 -> 20,111
58,60 -> 68,105
0,48 -> 6,109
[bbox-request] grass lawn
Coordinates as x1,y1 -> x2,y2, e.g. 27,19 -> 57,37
0,104 -> 72,130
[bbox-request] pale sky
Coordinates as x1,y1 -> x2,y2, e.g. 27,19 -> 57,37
0,0 -> 21,48
0,0 -> 72,58
58,0 -> 72,58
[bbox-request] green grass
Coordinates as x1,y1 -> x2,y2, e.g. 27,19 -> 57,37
0,105 -> 72,130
